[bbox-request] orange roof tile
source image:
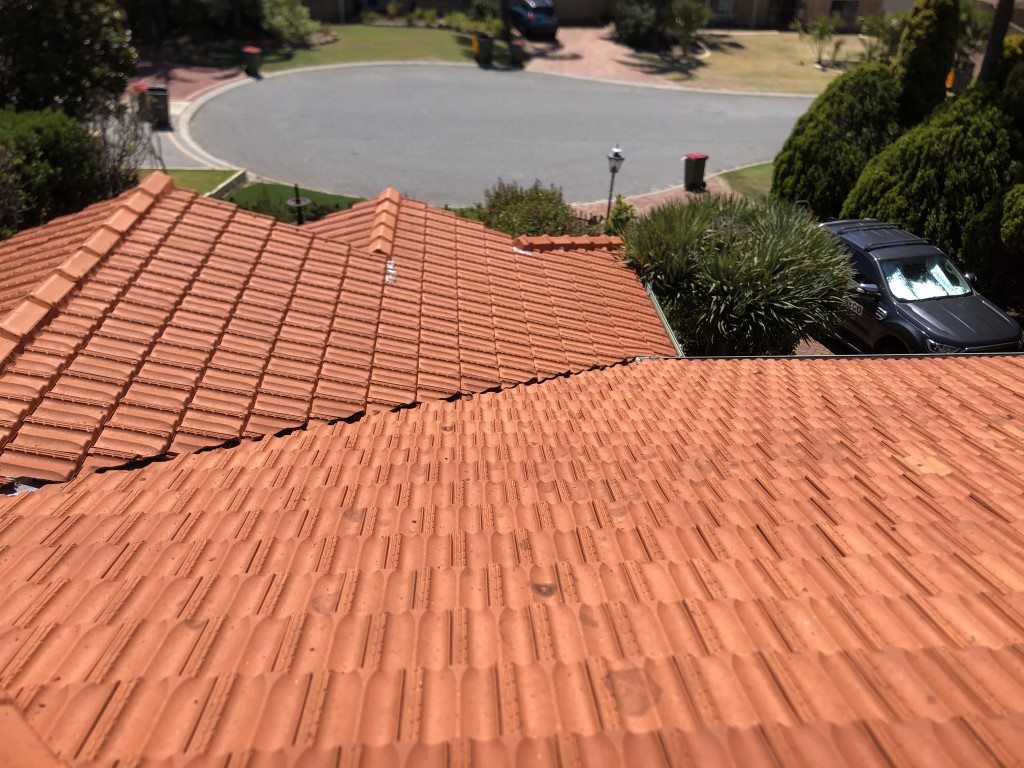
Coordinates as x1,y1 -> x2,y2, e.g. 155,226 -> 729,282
0,177 -> 676,484
1,354 -> 1024,765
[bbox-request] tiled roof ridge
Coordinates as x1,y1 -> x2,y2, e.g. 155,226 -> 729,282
0,172 -> 174,369
512,234 -> 624,252
367,187 -> 402,257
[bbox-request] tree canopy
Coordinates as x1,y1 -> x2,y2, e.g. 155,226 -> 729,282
0,0 -> 137,119
772,63 -> 903,219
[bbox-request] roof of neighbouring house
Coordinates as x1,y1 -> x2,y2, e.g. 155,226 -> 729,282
2,354 -> 1024,765
0,175 -> 676,485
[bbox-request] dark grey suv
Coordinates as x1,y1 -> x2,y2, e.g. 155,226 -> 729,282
821,219 -> 1023,354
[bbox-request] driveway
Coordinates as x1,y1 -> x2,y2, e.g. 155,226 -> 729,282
188,63 -> 810,206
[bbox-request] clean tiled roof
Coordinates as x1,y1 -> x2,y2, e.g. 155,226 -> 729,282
308,191 -> 678,386
1,355 -> 1023,765
0,176 -> 675,485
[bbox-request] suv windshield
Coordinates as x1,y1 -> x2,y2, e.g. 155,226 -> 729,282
881,255 -> 972,301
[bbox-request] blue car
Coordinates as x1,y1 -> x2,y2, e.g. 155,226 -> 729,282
512,0 -> 559,38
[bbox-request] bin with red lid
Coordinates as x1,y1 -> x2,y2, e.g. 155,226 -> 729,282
243,46 -> 262,77
683,152 -> 708,191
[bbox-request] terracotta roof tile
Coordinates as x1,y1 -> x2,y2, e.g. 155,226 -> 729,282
0,356 -> 1024,763
0,177 -> 674,484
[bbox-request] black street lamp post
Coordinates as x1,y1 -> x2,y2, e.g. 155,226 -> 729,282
285,183 -> 311,226
606,145 -> 625,221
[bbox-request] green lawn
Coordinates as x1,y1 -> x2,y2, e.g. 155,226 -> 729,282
719,162 -> 773,198
224,181 -> 363,223
227,182 -> 361,208
262,25 -> 477,71
138,168 -> 238,194
629,32 -> 866,94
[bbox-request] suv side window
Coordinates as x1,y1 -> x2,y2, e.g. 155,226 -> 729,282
849,251 -> 876,284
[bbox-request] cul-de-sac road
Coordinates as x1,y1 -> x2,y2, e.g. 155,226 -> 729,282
186,63 -> 811,206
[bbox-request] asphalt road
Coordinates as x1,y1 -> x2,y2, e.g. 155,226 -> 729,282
188,64 -> 812,206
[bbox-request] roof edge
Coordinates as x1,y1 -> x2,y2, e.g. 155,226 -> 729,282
367,187 -> 401,257
0,172 -> 174,368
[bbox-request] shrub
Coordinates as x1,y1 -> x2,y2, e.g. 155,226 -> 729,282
0,0 -> 137,120
408,7 -> 438,25
261,0 -> 318,46
1001,61 -> 1024,133
842,89 -> 1018,264
0,108 -> 110,232
859,11 -> 909,63
477,179 -> 588,238
0,147 -> 26,239
793,14 -> 841,66
469,0 -> 500,21
891,0 -> 959,125
998,35 -> 1024,85
1002,185 -> 1024,255
667,0 -> 712,53
442,11 -> 471,30
624,197 -> 853,356
385,1 -> 404,19
614,0 -> 659,49
605,194 -> 637,236
772,63 -> 903,218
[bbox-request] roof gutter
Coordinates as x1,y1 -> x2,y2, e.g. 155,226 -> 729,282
644,281 -> 684,357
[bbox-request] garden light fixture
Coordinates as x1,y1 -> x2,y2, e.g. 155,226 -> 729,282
606,145 -> 625,220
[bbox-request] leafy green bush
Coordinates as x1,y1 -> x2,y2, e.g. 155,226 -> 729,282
0,108 -> 109,232
859,11 -> 908,63
1002,61 -> 1024,133
842,89 -> 1018,264
476,179 -> 589,238
891,0 -> 959,125
408,7 -> 438,25
793,14 -> 841,66
0,0 -> 137,119
624,197 -> 853,356
469,0 -> 500,21
0,147 -> 26,239
668,0 -> 711,53
261,0 -> 318,46
773,63 -> 903,218
1002,185 -> 1024,255
605,195 -> 637,236
614,0 -> 658,49
998,35 -> 1024,84
442,11 -> 471,30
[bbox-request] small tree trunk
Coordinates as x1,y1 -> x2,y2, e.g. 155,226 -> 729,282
978,0 -> 1015,83
149,0 -> 169,41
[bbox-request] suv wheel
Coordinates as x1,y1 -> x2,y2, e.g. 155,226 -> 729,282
875,340 -> 908,355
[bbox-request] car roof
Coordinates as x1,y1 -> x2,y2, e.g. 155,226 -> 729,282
523,0 -> 555,7
821,218 -> 935,260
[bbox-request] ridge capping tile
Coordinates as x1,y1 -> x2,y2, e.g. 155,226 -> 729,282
0,174 -> 171,371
